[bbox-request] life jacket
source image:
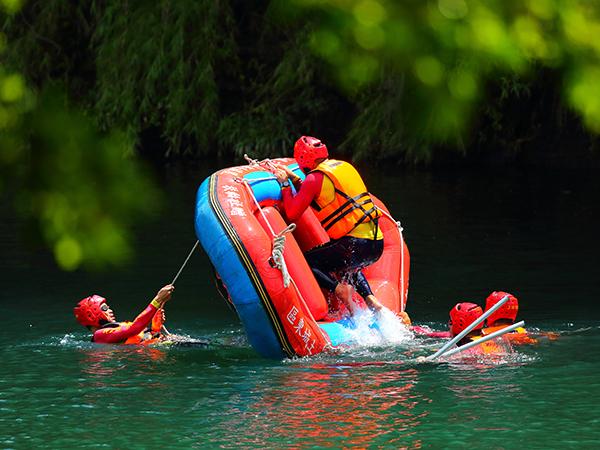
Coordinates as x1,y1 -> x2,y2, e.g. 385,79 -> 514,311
310,159 -> 381,240
482,325 -> 538,345
468,335 -> 505,354
95,322 -> 162,345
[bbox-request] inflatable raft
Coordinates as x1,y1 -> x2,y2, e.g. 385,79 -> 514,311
195,158 -> 410,358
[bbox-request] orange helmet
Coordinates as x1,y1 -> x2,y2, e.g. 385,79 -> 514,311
293,136 -> 328,172
74,295 -> 111,328
485,291 -> 518,325
449,302 -> 484,337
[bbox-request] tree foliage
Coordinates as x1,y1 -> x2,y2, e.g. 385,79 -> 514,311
1,1 -> 161,270
277,0 -> 600,154
3,0 -> 600,269
5,0 -> 600,165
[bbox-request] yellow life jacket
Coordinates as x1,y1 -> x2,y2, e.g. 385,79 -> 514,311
482,325 -> 527,335
310,159 -> 381,240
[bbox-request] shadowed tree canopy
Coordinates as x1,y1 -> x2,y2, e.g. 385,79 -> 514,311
2,0 -> 600,269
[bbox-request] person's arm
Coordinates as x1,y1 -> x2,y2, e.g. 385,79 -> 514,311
281,172 -> 323,221
279,165 -> 303,190
411,325 -> 452,338
92,305 -> 158,344
93,285 -> 174,344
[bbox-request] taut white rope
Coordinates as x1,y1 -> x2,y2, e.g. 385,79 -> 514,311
376,207 -> 406,312
171,240 -> 200,285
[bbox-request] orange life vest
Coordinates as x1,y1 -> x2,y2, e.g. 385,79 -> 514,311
482,325 -> 538,345
100,321 -> 162,345
124,332 -> 160,345
469,335 -> 505,354
310,159 -> 381,240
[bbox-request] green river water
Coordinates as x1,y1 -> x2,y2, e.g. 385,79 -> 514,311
1,163 -> 599,449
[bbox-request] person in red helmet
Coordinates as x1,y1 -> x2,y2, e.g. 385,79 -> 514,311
448,302 -> 505,354
481,291 -> 538,345
74,284 -> 174,345
274,136 -> 386,314
449,302 -> 485,345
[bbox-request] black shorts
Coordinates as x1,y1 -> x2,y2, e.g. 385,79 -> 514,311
305,236 -> 384,298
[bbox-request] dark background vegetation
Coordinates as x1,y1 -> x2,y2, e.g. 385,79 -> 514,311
2,0 -> 600,269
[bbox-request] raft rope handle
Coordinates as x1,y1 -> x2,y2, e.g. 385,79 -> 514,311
238,178 -> 296,286
376,207 -> 407,312
243,176 -> 278,184
272,223 -> 297,288
243,154 -> 279,172
243,154 -> 260,166
241,154 -> 300,281
237,177 -> 333,353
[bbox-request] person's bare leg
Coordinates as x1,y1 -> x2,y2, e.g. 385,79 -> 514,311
364,294 -> 383,312
334,283 -> 358,314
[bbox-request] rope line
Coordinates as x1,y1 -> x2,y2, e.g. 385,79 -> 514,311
238,177 -> 295,286
271,224 -> 296,287
376,207 -> 406,312
238,174 -> 332,349
171,240 -> 200,285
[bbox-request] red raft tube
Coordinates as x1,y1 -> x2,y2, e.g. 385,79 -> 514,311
195,158 -> 410,359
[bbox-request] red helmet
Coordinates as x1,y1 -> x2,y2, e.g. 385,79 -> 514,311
293,136 -> 328,172
449,302 -> 484,337
74,295 -> 111,328
485,291 -> 518,325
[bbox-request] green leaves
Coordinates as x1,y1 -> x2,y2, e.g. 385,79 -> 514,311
283,0 -> 600,144
2,88 -> 161,270
93,1 -> 235,156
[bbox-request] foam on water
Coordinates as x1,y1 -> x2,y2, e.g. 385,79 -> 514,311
343,307 -> 414,348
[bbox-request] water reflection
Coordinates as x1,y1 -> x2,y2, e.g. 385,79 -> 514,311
78,345 -> 167,380
221,361 -> 429,448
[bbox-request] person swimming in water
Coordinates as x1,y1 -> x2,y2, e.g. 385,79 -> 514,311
481,291 -> 549,344
447,302 -> 506,354
74,284 -> 174,345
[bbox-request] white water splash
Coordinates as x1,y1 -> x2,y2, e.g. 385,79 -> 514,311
345,307 -> 414,348
377,308 -> 414,343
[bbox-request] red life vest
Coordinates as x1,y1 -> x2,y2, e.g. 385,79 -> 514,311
96,322 -> 162,345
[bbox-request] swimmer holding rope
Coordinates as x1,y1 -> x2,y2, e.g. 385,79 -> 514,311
74,285 -> 175,345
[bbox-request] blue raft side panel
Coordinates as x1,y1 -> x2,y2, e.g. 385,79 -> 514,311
195,176 -> 285,359
242,164 -> 303,202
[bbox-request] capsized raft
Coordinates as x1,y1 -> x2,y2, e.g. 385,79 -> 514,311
195,158 -> 410,358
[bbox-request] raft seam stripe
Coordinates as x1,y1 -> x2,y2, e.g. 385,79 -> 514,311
208,174 -> 294,357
